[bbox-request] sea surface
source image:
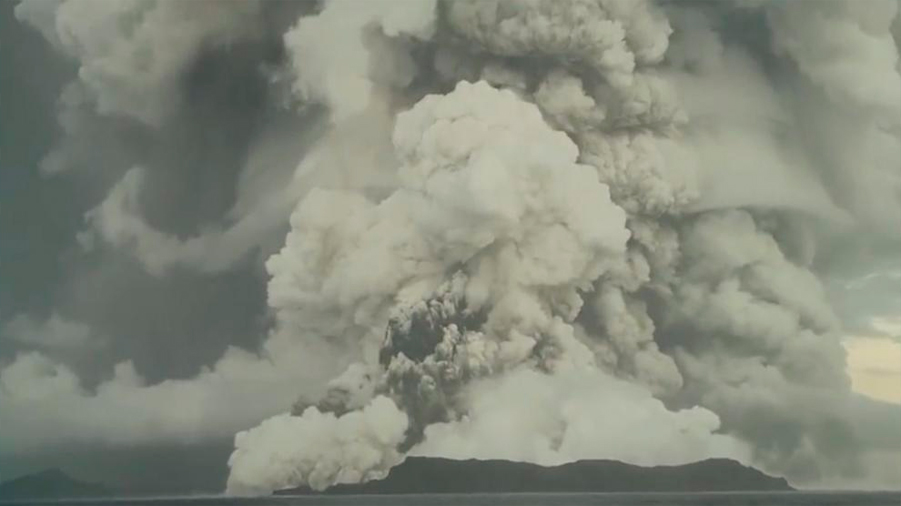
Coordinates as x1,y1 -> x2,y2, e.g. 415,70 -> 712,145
2,492 -> 901,506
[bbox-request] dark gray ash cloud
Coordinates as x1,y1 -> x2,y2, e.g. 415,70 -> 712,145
1,0 -> 900,495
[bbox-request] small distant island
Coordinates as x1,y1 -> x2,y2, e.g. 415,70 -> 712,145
277,457 -> 793,495
0,468 -> 113,500
0,458 -> 792,499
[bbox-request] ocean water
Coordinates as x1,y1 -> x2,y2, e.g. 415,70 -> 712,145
3,493 -> 901,506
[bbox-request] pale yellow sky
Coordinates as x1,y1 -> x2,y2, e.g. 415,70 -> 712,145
845,334 -> 901,404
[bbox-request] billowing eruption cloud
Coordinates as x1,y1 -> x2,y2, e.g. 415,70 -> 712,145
4,0 -> 901,496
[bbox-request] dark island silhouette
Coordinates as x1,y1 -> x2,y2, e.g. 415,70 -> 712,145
277,457 -> 794,495
0,468 -> 113,500
0,458 -> 792,500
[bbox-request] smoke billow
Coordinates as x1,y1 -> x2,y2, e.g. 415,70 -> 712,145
5,0 -> 901,495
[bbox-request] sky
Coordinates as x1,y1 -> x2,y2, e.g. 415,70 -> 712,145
1,0 -> 900,496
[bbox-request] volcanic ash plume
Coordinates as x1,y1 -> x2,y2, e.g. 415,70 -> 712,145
228,78 -> 644,492
224,0 -> 901,493
11,0 -> 901,496
224,0 -> 901,494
